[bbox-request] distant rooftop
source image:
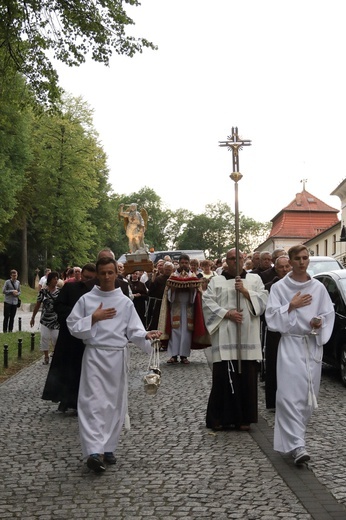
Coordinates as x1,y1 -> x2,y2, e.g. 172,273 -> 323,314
268,189 -> 339,240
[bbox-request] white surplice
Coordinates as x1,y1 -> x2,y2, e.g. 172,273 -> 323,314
265,274 -> 334,453
202,273 -> 267,362
67,286 -> 151,458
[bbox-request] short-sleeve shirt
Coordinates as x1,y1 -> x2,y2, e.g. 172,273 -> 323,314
37,288 -> 60,329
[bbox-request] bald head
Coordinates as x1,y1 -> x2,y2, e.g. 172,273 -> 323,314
97,248 -> 115,260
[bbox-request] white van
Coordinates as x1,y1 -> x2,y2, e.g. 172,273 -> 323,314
118,250 -> 206,264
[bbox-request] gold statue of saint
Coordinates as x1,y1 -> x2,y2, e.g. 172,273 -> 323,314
119,203 -> 148,253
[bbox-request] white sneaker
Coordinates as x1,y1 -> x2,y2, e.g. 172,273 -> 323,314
292,446 -> 310,464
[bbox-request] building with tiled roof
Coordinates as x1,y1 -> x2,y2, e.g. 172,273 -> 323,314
304,222 -> 340,258
258,188 -> 340,252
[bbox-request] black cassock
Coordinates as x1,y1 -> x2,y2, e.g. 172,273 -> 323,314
42,277 -> 131,410
41,281 -> 90,410
129,279 -> 148,327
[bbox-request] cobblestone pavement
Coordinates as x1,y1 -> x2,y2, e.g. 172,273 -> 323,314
0,311 -> 346,519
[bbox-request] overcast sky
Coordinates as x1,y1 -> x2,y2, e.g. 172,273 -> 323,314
55,0 -> 346,223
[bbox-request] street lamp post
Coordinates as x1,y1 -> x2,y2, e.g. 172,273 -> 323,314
219,127 -> 252,372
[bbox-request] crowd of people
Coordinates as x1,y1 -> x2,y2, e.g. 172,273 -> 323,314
1,245 -> 335,472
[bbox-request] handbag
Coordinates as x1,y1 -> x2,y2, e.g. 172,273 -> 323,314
143,339 -> 161,396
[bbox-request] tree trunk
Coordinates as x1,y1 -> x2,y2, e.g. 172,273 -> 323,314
21,216 -> 29,285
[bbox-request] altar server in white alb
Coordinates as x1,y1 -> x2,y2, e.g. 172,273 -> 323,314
265,245 -> 334,465
67,257 -> 161,473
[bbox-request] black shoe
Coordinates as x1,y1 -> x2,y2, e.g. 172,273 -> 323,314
104,452 -> 117,464
87,454 -> 106,473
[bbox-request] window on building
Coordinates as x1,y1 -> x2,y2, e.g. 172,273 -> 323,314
333,234 -> 336,255
324,239 -> 328,256
316,244 -> 319,255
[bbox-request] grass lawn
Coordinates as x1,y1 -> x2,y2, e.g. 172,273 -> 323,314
0,279 -> 38,305
0,280 -> 41,383
0,332 -> 42,383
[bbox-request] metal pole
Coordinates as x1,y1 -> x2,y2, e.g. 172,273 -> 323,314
31,333 -> 35,352
4,344 -> 8,368
219,127 -> 252,374
17,338 -> 22,359
233,177 -> 242,373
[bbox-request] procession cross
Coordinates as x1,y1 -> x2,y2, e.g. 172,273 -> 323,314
219,126 -> 252,373
219,126 -> 252,182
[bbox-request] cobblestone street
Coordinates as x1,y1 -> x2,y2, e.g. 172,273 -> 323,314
0,311 -> 346,519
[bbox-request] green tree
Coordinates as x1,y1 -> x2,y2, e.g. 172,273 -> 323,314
163,208 -> 195,249
86,148 -> 114,258
14,95 -> 111,275
134,187 -> 171,251
0,68 -> 32,249
107,192 -> 131,258
112,187 -> 171,256
176,202 -> 234,258
176,201 -> 270,259
175,214 -> 211,252
0,0 -> 156,105
238,215 -> 271,252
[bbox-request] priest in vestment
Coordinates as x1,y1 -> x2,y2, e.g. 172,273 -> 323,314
202,248 -> 267,431
158,254 -> 209,364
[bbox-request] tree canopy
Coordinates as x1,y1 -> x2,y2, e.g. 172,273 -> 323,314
0,67 -> 270,282
1,93 -> 114,282
0,0 -> 157,104
0,69 -> 32,247
176,202 -> 271,258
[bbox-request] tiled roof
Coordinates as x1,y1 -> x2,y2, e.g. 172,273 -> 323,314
268,190 -> 339,240
273,190 -> 339,218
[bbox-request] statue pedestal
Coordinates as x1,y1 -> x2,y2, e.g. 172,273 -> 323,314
123,252 -> 154,276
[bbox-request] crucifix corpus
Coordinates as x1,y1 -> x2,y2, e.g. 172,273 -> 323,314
219,127 -> 252,373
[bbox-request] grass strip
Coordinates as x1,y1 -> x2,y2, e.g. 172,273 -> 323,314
0,331 -> 42,383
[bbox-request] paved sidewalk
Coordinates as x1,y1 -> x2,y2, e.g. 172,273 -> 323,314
0,307 -> 39,335
0,334 -> 346,519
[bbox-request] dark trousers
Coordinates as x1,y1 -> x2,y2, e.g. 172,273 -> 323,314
264,331 -> 280,409
3,302 -> 17,333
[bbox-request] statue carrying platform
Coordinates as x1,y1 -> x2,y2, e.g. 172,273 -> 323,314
123,252 -> 154,276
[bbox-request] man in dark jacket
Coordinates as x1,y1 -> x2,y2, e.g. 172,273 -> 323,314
259,249 -> 286,285
42,263 -> 97,412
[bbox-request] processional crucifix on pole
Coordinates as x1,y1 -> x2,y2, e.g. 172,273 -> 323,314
219,127 -> 252,372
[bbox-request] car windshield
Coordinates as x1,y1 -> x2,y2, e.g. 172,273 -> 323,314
307,259 -> 342,276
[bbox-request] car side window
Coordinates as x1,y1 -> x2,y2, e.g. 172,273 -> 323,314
323,277 -> 344,313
